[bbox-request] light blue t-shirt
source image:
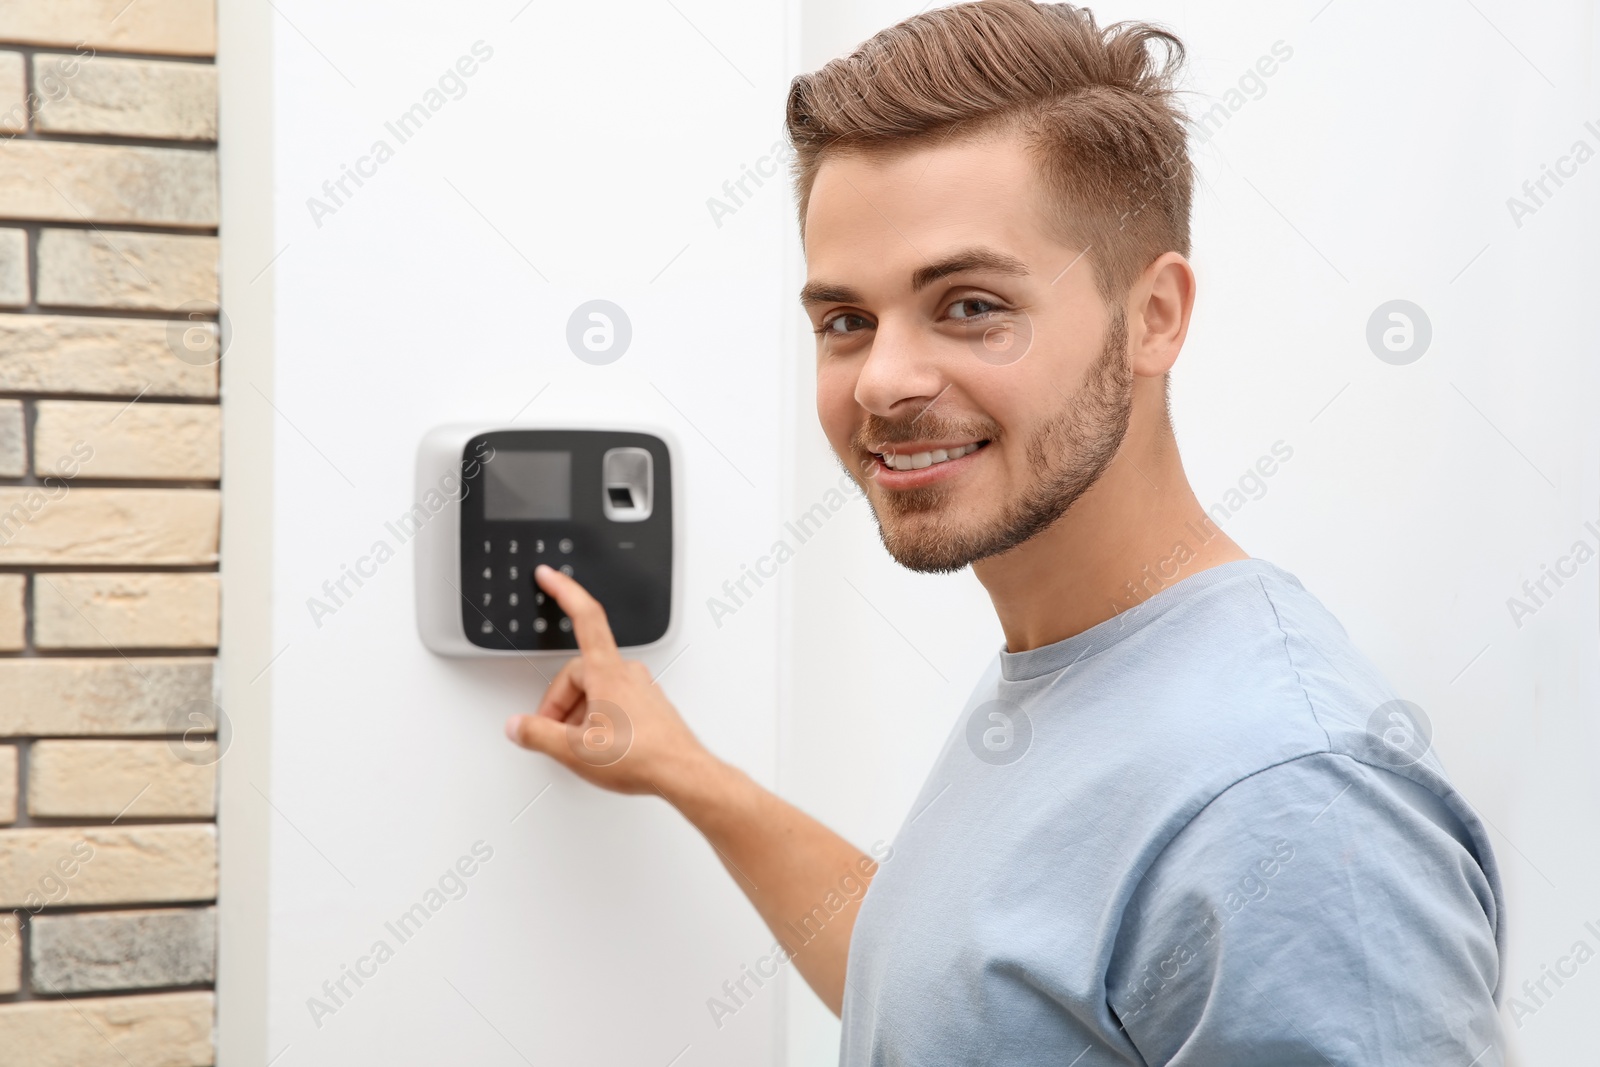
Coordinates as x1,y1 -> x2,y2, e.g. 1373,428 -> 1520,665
840,558 -> 1504,1065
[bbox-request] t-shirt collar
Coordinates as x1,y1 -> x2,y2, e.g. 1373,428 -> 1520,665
997,557 -> 1288,682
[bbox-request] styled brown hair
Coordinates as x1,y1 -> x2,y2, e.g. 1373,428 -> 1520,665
785,0 -> 1191,307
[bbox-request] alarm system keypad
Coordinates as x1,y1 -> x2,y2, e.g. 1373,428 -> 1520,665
470,536 -> 576,644
457,430 -> 672,652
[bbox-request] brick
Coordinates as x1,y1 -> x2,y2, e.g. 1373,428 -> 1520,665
0,744 -> 13,823
33,572 -> 219,649
32,54 -> 216,140
0,913 -> 16,993
0,396 -> 21,475
0,142 -> 216,226
36,400 -> 219,480
30,907 -> 214,993
0,0 -> 216,55
29,740 -> 215,818
0,226 -> 24,307
0,313 -> 217,397
0,573 -> 17,651
0,991 -> 214,1066
0,49 -> 21,132
0,658 -> 214,736
38,229 -> 218,312
0,826 -> 215,909
0,488 -> 218,564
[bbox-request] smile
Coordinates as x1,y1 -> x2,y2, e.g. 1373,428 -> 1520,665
875,440 -> 987,471
870,441 -> 992,483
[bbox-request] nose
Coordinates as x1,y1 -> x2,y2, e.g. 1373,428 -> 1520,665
852,315 -> 948,419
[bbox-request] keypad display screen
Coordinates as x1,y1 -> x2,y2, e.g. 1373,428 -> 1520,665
482,450 -> 571,521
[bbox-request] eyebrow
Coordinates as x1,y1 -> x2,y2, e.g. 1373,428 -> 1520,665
799,247 -> 1032,307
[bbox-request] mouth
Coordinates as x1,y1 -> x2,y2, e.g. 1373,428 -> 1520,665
867,439 -> 990,487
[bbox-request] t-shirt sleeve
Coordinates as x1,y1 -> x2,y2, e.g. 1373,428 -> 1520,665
1104,751 -> 1502,1066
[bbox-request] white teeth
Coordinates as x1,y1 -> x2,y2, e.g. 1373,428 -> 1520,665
881,442 -> 981,471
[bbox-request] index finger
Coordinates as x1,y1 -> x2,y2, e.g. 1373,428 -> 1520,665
535,564 -> 620,662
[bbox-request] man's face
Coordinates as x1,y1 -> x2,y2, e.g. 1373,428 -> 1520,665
802,131 -> 1133,573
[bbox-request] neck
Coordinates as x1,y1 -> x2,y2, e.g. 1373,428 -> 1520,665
972,402 -> 1248,654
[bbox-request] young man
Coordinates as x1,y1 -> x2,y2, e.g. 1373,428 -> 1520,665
505,2 -> 1505,1062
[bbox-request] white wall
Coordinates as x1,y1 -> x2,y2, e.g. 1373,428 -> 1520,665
226,1 -> 1600,1065
242,1 -> 801,1063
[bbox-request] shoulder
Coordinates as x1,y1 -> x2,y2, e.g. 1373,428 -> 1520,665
1107,750 -> 1505,1064
1136,750 -> 1501,929
1069,562 -> 1422,814
1144,561 -> 1477,803
1228,566 -> 1496,870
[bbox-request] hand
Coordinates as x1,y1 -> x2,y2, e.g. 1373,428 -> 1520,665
508,568 -> 868,1017
504,564 -> 711,797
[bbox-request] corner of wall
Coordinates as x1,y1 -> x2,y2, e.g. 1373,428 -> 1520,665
216,0 -> 275,1061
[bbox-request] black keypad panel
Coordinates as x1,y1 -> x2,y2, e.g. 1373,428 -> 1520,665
467,537 -> 574,644
458,430 -> 672,651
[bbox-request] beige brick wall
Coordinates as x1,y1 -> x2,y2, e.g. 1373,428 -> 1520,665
0,227 -> 25,306
0,142 -> 217,226
32,54 -> 217,139
0,913 -> 17,994
35,400 -> 221,480
37,229 -> 219,311
0,992 -> 215,1065
0,744 -> 14,823
0,826 -> 216,909
0,48 -> 22,132
33,572 -> 220,649
0,659 -> 215,736
0,399 -> 20,476
0,0 -> 215,54
0,573 -> 20,650
0,314 -> 218,395
29,740 -> 216,818
0,6 -> 220,1053
0,488 -> 219,564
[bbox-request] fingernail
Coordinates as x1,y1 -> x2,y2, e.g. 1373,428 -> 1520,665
504,714 -> 523,741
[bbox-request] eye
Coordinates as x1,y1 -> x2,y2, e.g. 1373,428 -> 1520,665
948,297 -> 1001,320
818,312 -> 872,336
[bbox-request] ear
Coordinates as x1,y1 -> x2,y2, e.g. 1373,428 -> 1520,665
1126,252 -> 1195,378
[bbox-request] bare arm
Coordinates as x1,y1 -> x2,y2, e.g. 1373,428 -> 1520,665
504,564 -> 875,1014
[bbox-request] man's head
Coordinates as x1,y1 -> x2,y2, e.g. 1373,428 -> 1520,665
789,1 -> 1197,573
